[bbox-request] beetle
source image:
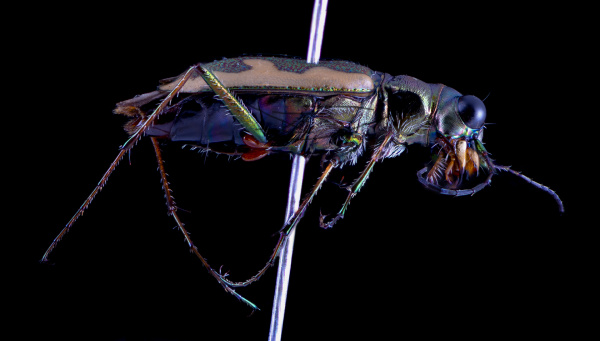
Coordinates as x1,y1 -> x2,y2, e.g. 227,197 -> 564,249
42,56 -> 563,309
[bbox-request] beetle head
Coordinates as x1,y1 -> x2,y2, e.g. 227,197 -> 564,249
420,92 -> 492,194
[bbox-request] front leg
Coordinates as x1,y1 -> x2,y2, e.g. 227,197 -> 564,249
320,131 -> 395,229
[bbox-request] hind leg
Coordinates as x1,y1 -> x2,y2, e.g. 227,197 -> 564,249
150,137 -> 259,309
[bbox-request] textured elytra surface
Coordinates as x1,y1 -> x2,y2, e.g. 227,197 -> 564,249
158,57 -> 376,94
203,56 -> 374,75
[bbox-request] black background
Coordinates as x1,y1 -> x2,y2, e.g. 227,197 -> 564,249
9,1 -> 591,340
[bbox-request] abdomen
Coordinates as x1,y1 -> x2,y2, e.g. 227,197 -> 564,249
147,93 -> 319,156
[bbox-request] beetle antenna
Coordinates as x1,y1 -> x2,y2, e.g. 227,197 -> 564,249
482,92 -> 491,102
494,165 -> 564,213
418,150 -> 564,213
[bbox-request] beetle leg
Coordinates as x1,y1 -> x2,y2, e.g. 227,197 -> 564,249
120,66 -> 199,150
220,160 -> 337,288
196,66 -> 267,144
150,137 -> 259,309
41,69 -> 201,263
41,148 -> 129,263
320,131 -> 394,229
121,64 -> 267,151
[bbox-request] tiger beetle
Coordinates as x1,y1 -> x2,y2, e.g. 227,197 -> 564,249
41,55 -> 564,309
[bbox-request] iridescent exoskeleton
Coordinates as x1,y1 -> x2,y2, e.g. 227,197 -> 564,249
42,56 -> 563,308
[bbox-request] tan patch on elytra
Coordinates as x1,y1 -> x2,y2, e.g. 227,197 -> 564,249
159,59 -> 374,94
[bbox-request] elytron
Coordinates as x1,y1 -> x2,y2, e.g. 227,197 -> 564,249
43,56 -> 563,308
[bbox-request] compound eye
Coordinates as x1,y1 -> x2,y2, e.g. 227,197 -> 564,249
457,95 -> 486,129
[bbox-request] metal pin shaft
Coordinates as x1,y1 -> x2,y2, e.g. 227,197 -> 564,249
268,1 -> 328,341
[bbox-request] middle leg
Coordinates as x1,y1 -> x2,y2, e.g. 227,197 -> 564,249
220,159 -> 338,288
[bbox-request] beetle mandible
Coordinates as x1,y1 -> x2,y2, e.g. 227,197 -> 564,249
42,56 -> 563,309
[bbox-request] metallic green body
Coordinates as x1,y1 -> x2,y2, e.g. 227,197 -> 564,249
113,57 -> 563,301
129,57 -> 460,167
44,56 -> 562,312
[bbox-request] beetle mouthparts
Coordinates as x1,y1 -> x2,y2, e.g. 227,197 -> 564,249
426,137 -> 483,186
417,135 -> 494,196
417,165 -> 494,197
